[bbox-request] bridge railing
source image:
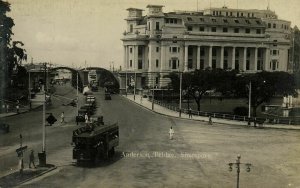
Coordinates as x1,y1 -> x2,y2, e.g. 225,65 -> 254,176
151,99 -> 300,126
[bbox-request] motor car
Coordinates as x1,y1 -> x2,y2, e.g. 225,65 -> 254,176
105,93 -> 111,100
0,122 -> 9,134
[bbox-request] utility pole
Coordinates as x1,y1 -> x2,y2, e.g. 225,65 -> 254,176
76,72 -> 79,115
134,71 -> 136,100
152,74 -> 155,110
248,81 -> 252,119
179,72 -> 182,117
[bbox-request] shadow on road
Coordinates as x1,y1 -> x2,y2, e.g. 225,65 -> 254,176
73,151 -> 123,168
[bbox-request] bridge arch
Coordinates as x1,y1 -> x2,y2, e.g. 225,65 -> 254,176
49,66 -> 84,92
83,67 -> 120,93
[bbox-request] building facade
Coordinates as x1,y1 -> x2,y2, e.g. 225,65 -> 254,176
120,5 -> 292,90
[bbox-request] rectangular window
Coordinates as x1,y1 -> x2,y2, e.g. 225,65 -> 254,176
237,12 -> 239,17
256,29 -> 261,34
172,47 -> 177,53
188,59 -> 193,69
235,50 -> 239,57
156,22 -> 160,31
273,50 -> 277,55
234,28 -> 239,33
235,60 -> 239,70
200,50 -> 205,56
230,12 -> 233,16
156,47 -> 159,52
212,18 -> 217,22
223,19 -> 228,23
245,20 -> 251,24
199,27 -> 205,31
257,60 -> 262,70
246,60 -> 250,70
155,77 -> 159,85
138,60 -> 143,69
130,24 -> 133,33
174,19 -> 178,24
156,59 -> 159,68
199,18 -> 204,22
241,13 -> 244,17
187,26 -> 193,31
273,23 -> 276,28
130,60 -> 132,67
212,60 -> 216,69
223,27 -> 228,32
234,20 -> 239,23
130,48 -> 132,53
268,23 -> 271,28
187,17 -> 192,21
224,60 -> 228,69
245,28 -> 250,34
212,48 -> 217,56
211,27 -> 217,32
172,59 -> 177,69
256,20 -> 261,25
200,59 -> 204,69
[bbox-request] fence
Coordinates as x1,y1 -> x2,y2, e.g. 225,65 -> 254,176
151,99 -> 300,125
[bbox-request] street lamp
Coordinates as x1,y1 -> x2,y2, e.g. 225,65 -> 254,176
228,154 -> 252,188
247,81 -> 252,119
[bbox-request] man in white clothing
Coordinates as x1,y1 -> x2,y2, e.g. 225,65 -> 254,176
169,126 -> 174,140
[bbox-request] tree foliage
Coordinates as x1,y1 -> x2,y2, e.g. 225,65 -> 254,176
0,0 -> 27,92
234,71 -> 297,116
167,69 -> 237,111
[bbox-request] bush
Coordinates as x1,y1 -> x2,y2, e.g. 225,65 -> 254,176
233,106 -> 248,116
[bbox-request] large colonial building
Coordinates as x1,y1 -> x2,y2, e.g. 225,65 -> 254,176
120,5 -> 292,90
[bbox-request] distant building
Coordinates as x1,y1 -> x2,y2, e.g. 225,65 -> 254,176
120,5 -> 292,90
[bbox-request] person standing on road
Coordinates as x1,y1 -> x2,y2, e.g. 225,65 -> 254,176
29,150 -> 36,168
188,108 -> 192,118
169,126 -> 174,140
61,112 -> 65,124
208,116 -> 213,125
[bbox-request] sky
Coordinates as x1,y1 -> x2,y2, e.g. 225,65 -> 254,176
6,0 -> 300,70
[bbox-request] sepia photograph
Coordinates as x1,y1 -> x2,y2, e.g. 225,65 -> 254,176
0,0 -> 300,187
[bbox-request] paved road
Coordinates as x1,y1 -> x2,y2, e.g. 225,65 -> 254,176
1,84 -> 300,187
0,83 -> 83,176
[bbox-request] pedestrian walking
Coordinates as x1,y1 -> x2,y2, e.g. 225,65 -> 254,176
140,95 -> 143,104
85,113 -> 89,126
188,108 -> 192,118
169,126 -> 174,140
208,116 -> 213,125
61,112 -> 65,124
29,150 -> 36,168
16,104 -> 20,113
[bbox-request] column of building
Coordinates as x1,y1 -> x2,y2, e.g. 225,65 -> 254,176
184,45 -> 188,71
231,47 -> 236,70
196,45 -> 201,69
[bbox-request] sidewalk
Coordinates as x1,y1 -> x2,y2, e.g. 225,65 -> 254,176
123,95 -> 300,130
0,165 -> 56,187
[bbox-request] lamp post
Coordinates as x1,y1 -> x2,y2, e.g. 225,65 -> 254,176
228,155 -> 252,188
133,71 -> 136,101
152,74 -> 155,110
179,72 -> 182,117
247,81 -> 252,119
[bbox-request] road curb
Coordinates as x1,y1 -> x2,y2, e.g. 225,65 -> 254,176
18,166 -> 57,186
0,105 -> 43,118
